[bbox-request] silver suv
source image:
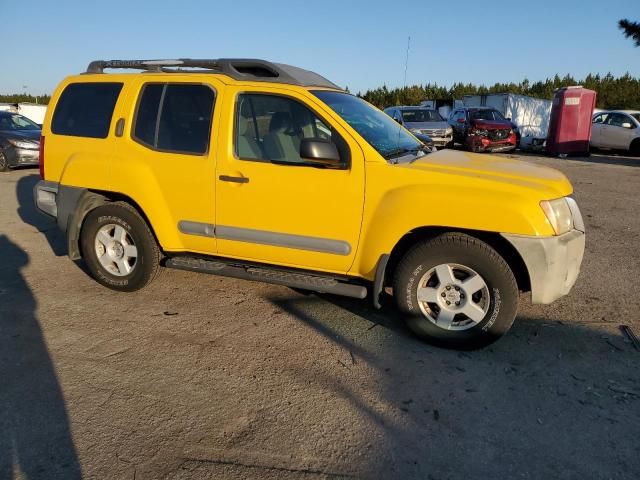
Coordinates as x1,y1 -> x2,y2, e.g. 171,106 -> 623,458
384,106 -> 453,148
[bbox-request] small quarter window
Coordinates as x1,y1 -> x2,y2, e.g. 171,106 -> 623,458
52,83 -> 123,138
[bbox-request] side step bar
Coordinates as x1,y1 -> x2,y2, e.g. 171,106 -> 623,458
165,256 -> 368,299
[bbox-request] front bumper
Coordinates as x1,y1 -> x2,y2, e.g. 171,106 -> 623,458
430,135 -> 453,147
502,229 -> 585,304
6,146 -> 40,167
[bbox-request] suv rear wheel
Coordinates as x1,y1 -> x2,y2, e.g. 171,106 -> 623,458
80,202 -> 161,292
393,233 -> 519,349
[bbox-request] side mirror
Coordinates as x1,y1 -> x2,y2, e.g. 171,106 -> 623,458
457,118 -> 465,124
394,117 -> 402,124
622,122 -> 633,129
299,138 -> 343,168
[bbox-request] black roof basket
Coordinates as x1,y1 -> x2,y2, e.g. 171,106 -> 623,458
85,58 -> 342,90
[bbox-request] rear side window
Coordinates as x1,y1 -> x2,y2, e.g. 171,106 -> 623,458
52,83 -> 123,138
133,83 -> 215,155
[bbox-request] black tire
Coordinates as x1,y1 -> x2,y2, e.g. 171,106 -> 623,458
0,152 -> 9,172
393,233 -> 519,350
630,139 -> 640,157
80,202 -> 162,292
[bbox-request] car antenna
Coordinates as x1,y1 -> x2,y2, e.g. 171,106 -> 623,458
394,36 -> 411,161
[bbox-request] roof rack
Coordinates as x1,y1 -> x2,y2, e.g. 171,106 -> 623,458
85,58 -> 342,90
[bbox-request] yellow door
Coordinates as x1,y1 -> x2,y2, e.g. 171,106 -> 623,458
215,86 -> 365,273
111,77 -> 222,254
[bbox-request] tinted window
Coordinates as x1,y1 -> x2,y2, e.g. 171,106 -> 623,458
235,94 -> 336,164
134,84 -> 163,146
133,83 -> 215,155
52,83 -> 122,138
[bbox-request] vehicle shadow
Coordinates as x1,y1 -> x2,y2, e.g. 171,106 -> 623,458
0,235 -> 82,479
15,174 -> 66,257
268,292 -> 640,479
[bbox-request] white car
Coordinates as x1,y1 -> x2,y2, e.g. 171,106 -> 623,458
591,110 -> 640,155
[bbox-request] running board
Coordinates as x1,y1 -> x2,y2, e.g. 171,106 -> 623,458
165,256 -> 368,299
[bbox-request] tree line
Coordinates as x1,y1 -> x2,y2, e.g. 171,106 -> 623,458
2,72 -> 639,110
0,93 -> 51,105
359,73 -> 640,110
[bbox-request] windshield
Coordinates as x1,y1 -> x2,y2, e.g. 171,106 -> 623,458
401,109 -> 443,123
0,112 -> 40,131
312,91 -> 423,161
469,109 -> 506,121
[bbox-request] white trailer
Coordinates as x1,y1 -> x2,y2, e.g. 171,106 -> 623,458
0,103 -> 47,125
463,93 -> 552,149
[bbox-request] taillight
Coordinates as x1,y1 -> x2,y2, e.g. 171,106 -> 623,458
39,135 -> 45,179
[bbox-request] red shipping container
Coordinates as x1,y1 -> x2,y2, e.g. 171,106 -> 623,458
546,86 -> 597,156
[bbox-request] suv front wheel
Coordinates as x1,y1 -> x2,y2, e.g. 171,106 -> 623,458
393,233 -> 519,349
80,202 -> 162,292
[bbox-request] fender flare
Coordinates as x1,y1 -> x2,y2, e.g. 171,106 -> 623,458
57,186 -> 108,260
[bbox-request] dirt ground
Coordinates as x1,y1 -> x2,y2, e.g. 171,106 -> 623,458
1,152 -> 639,480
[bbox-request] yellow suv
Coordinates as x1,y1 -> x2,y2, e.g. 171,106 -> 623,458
34,58 -> 585,349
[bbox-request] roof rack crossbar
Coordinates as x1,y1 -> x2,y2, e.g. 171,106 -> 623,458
84,58 -> 342,90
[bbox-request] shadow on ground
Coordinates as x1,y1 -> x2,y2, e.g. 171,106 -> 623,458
0,235 -> 82,479
269,292 -> 640,479
16,174 -> 66,256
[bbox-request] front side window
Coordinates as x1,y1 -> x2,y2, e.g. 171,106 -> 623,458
52,82 -> 123,138
0,112 -> 40,131
133,83 -> 215,155
235,94 -> 335,164
592,113 -> 608,124
401,109 -> 444,123
312,91 -> 423,162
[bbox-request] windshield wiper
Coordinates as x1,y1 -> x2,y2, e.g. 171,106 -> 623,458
383,148 -> 412,161
384,146 -> 429,164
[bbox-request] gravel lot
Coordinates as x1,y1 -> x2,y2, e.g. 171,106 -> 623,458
1,153 -> 639,480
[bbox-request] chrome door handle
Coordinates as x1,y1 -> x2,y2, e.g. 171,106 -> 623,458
219,175 -> 249,184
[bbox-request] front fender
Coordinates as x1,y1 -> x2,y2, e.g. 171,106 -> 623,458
352,182 -> 555,280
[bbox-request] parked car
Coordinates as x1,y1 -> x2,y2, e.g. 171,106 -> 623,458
35,58 -> 585,350
0,111 -> 41,171
383,106 -> 453,148
590,110 -> 640,156
448,107 -> 517,153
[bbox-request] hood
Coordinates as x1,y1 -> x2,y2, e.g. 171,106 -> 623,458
404,120 -> 450,130
402,149 -> 572,198
471,119 -> 511,130
0,129 -> 41,142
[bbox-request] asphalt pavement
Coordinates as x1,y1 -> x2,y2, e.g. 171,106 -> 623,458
0,152 -> 639,479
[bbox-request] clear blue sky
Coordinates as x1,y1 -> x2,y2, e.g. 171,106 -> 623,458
1,0 -> 638,95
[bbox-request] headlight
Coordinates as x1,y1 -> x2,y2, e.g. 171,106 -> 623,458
540,197 -> 573,235
8,139 -> 39,149
446,127 -> 453,134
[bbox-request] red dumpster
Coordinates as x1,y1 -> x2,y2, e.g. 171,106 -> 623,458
545,86 -> 597,156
